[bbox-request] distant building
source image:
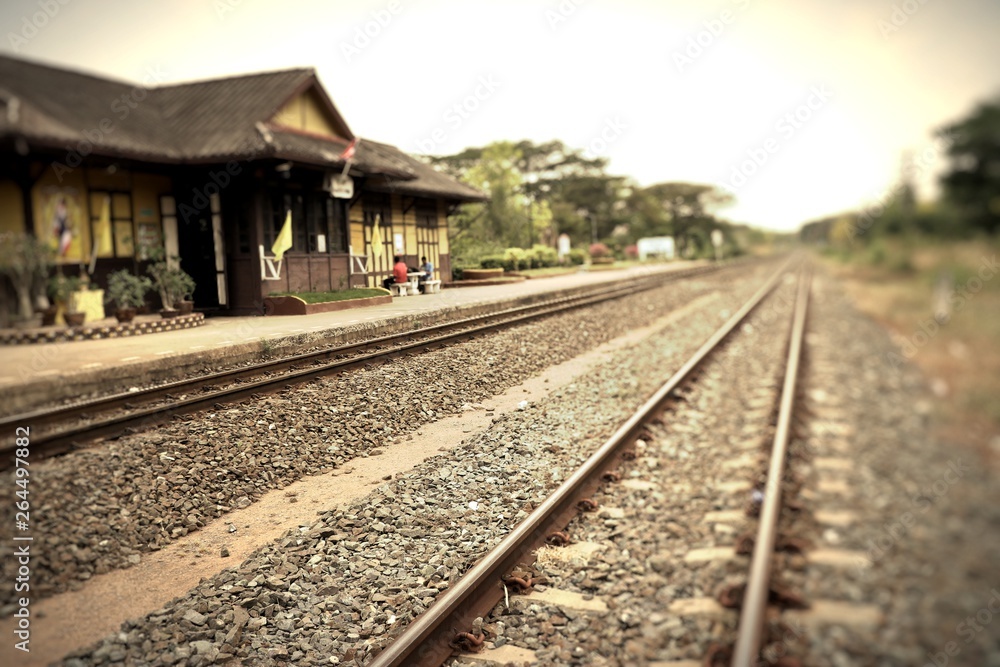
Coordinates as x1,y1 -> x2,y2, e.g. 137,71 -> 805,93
0,55 -> 485,314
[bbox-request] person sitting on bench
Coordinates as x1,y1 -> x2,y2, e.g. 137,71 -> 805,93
383,255 -> 409,290
418,256 -> 434,293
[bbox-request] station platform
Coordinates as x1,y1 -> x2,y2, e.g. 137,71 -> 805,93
0,262 -> 705,416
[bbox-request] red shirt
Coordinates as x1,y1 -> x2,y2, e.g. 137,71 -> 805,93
393,261 -> 408,284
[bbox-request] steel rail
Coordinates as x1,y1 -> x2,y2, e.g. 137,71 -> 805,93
367,256 -> 798,667
730,262 -> 812,667
0,262 -> 739,468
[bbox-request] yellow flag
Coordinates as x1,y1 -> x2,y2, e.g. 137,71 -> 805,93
368,215 -> 383,273
272,210 -> 293,261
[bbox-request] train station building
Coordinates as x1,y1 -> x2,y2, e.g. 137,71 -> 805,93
0,55 -> 485,314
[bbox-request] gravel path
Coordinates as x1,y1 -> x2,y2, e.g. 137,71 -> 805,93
42,264 -> 782,666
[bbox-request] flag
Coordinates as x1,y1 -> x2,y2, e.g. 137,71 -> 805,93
272,210 -> 293,262
368,214 -> 383,274
339,137 -> 359,162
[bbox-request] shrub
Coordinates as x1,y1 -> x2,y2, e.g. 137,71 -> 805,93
503,247 -> 528,272
146,246 -> 197,309
568,249 -> 587,265
479,255 -> 507,270
589,242 -> 611,259
106,270 -> 152,309
528,244 -> 558,268
624,244 -> 638,260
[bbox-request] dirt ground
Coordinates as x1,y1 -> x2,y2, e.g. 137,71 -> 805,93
818,237 -> 1000,462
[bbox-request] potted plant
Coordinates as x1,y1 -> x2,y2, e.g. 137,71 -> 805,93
106,270 -> 152,323
172,272 -> 196,315
147,247 -> 196,318
0,232 -> 54,328
47,273 -> 84,326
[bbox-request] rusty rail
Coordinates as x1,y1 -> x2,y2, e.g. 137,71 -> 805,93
730,262 -> 812,666
368,257 -> 798,667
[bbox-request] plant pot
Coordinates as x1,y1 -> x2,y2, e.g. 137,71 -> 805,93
115,307 -> 137,323
64,311 -> 86,327
174,300 -> 194,315
159,308 -> 180,319
40,306 -> 58,327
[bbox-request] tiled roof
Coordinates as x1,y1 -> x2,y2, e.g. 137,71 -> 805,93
0,55 -> 485,202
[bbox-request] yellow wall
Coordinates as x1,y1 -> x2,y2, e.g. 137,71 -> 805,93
348,199 -> 365,255
272,88 -> 342,138
394,195 -> 418,256
0,180 -> 25,234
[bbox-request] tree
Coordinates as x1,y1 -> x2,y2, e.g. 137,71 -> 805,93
0,233 -> 54,324
640,182 -> 734,255
938,96 -> 1000,234
445,142 -> 530,265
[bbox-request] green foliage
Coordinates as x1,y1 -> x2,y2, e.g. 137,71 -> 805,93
146,246 -> 197,309
432,140 -> 746,261
106,270 -> 152,309
479,255 -> 507,270
527,244 -> 558,268
503,247 -> 528,271
0,232 -> 54,322
568,249 -> 587,265
47,274 -> 80,303
939,95 -> 1000,234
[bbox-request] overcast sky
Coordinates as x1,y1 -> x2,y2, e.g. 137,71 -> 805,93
3,0 -> 999,231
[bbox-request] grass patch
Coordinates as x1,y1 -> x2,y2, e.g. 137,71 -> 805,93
819,236 -> 1000,457
272,288 -> 386,304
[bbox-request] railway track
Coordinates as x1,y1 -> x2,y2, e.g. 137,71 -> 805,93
366,257 -> 806,667
0,261 -> 748,470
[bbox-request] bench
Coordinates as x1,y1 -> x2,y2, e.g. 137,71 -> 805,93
423,280 -> 442,294
389,282 -> 411,297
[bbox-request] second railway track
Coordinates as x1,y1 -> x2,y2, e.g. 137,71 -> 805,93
0,261 -> 747,469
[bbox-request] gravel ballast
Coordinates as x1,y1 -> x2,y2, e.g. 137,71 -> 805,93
50,265 -> 784,665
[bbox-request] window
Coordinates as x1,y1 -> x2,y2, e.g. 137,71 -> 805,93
325,198 -> 348,253
89,190 -> 134,258
265,188 -> 347,254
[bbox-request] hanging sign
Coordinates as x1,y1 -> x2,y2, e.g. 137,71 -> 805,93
325,173 -> 354,199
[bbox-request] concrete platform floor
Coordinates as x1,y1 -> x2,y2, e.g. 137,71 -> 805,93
0,262 -> 706,415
